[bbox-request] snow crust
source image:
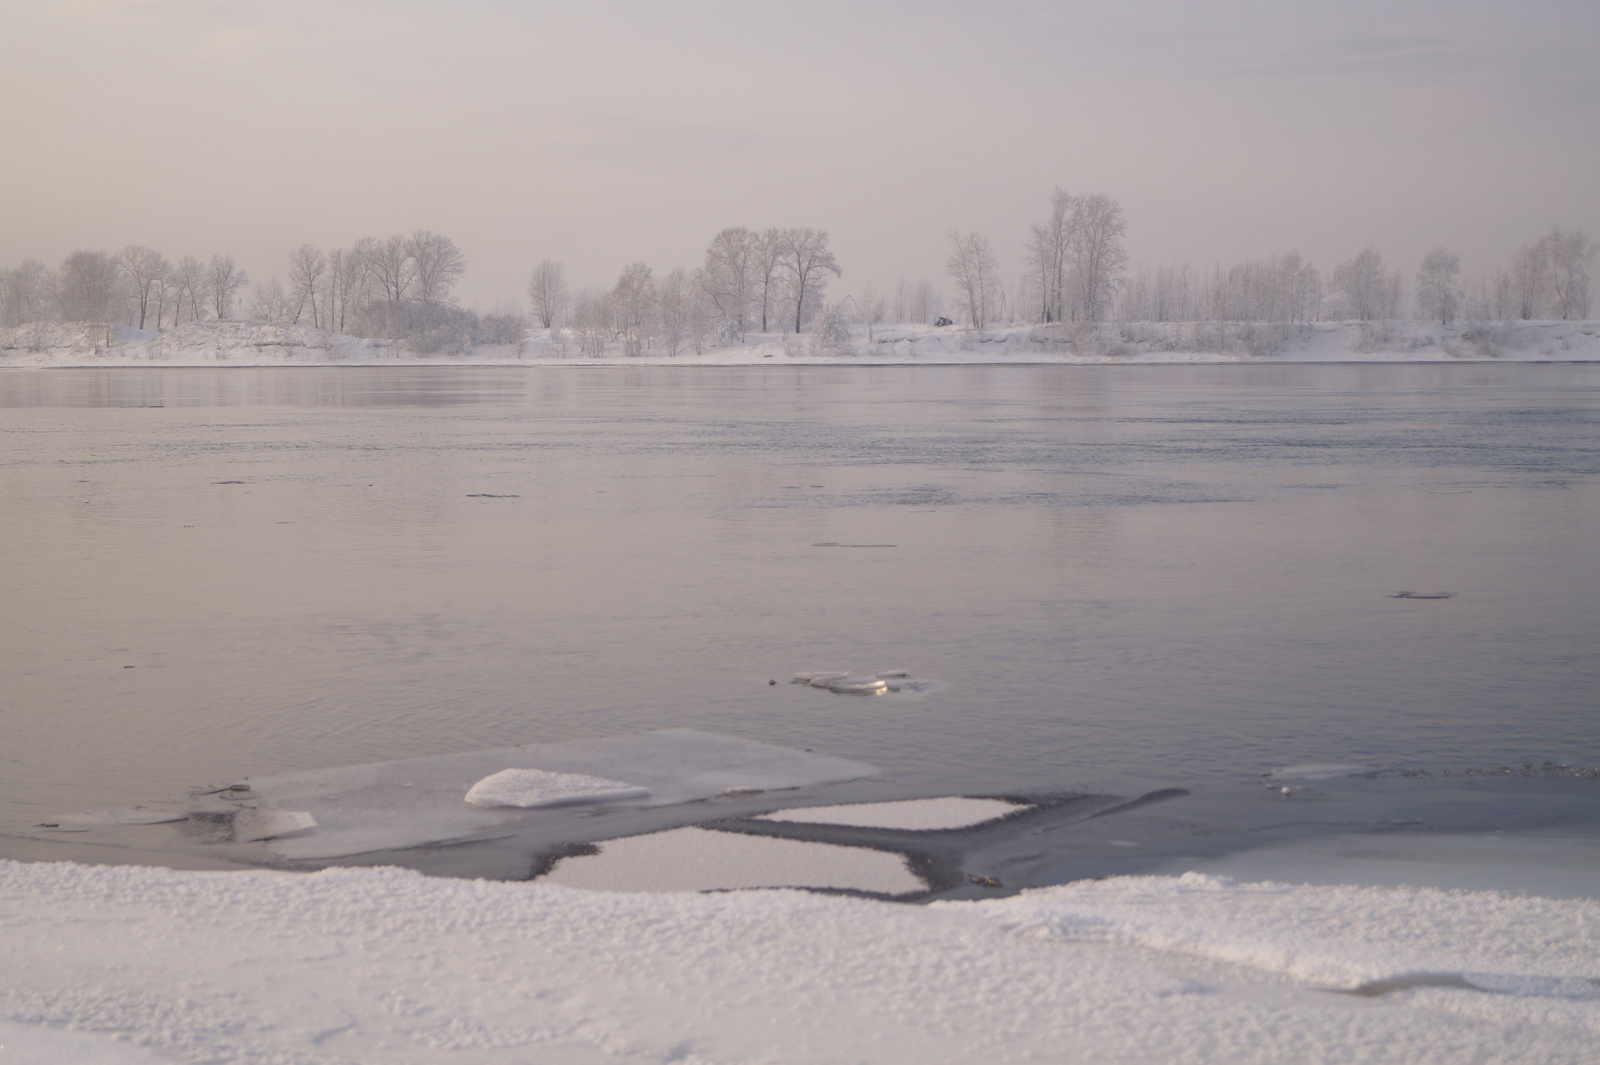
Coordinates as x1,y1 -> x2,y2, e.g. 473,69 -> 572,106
2,859 -> 1596,1064
756,797 -> 1027,830
463,768 -> 650,808
4,318 -> 1598,367
542,826 -> 925,895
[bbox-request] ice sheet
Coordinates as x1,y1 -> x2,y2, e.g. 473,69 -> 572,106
0,1019 -> 175,1064
541,826 -> 926,895
463,768 -> 649,808
237,729 -> 877,859
756,797 -> 1027,830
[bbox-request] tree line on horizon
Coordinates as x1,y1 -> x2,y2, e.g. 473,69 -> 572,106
1,194 -> 1593,355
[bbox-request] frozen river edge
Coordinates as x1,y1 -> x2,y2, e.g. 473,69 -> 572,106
3,317 -> 1599,367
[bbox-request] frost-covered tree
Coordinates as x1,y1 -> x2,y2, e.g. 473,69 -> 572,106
1,259 -> 52,325
1547,227 -> 1594,320
571,289 -> 612,357
809,301 -> 853,355
753,228 -> 785,333
1068,194 -> 1127,322
612,262 -> 656,355
1331,248 -> 1399,320
1025,190 -> 1127,323
408,230 -> 466,307
206,255 -> 248,320
117,245 -> 170,329
946,230 -> 1000,328
57,250 -> 123,321
856,281 -> 886,338
776,228 -> 841,333
700,227 -> 758,341
249,277 -> 291,324
527,258 -> 568,329
1415,248 -> 1462,324
170,255 -> 209,324
287,244 -> 328,327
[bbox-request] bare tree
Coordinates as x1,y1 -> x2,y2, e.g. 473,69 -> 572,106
572,289 -> 612,357
1,259 -> 52,325
612,262 -> 656,355
1332,248 -> 1397,320
408,230 -> 466,307
249,277 -> 291,324
658,266 -> 693,355
753,228 -> 785,333
57,250 -> 123,321
170,255 -> 209,324
776,228 -> 841,333
701,227 -> 758,341
117,245 -> 170,329
1416,247 -> 1462,324
527,258 -> 568,329
1547,227 -> 1595,320
1026,189 -> 1072,322
287,244 -> 328,327
946,230 -> 1000,328
856,281 -> 886,339
206,255 -> 248,320
1068,194 -> 1127,322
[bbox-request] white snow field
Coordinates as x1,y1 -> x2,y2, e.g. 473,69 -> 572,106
2,318 -> 1598,367
1,860 -> 1596,1065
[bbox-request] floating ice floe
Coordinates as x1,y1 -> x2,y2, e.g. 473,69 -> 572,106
542,826 -> 926,895
464,768 -> 650,808
210,729 -> 876,860
791,669 -> 939,695
757,797 -> 1029,830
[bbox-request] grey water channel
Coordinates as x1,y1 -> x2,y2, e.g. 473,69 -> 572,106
2,363 -> 1598,879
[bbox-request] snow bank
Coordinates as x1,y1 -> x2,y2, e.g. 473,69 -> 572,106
4,318 -> 1598,367
2,859 -> 1595,1064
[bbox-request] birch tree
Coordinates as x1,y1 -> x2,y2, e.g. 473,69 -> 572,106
946,230 -> 1000,328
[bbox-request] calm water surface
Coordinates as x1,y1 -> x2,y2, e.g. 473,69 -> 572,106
2,364 -> 1597,834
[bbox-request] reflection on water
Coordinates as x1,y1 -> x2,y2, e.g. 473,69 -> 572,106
1,364 -> 1597,833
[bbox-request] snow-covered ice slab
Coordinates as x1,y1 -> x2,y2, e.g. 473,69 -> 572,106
0,1018 -> 176,1064
543,826 -> 926,895
464,768 -> 649,808
757,797 -> 1028,830
243,729 -> 877,860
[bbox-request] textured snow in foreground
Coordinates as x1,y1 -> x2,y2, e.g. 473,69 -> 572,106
2,860 -> 1596,1065
755,797 -> 1026,830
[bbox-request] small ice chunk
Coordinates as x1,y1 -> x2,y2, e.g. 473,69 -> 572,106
828,675 -> 888,694
233,808 -> 317,842
805,671 -> 850,687
464,768 -> 650,809
875,669 -> 912,679
757,797 -> 1027,830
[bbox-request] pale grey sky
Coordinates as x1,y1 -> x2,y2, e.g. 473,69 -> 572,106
2,0 -> 1596,308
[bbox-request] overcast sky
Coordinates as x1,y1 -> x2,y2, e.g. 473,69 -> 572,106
3,0 -> 1597,309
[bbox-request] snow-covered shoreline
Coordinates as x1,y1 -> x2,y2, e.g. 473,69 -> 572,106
2,857 -> 1597,1064
3,318 -> 1598,369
